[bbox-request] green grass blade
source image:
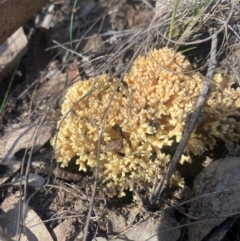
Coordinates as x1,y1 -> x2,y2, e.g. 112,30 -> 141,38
168,0 -> 179,40
70,0 -> 79,50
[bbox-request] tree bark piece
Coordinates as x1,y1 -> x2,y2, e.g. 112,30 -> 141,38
0,0 -> 49,44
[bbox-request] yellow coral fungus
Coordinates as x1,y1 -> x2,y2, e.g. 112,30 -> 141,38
52,47 -> 240,197
195,74 -> 240,151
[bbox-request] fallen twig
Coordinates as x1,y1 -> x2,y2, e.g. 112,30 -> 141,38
83,80 -> 122,241
150,28 -> 218,204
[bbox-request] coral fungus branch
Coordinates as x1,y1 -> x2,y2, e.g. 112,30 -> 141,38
150,29 -> 218,204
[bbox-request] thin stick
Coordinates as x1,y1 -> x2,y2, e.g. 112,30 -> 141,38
82,80 -> 122,241
82,120 -> 106,241
150,28 -> 218,204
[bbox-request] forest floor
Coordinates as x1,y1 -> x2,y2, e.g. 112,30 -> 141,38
0,0 -> 240,241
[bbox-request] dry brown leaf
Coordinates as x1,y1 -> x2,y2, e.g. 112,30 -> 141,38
188,157 -> 240,241
0,122 -> 54,161
37,60 -> 80,104
67,58 -> 80,82
37,73 -> 67,99
0,27 -> 27,81
0,0 -> 49,45
0,193 -> 53,240
104,139 -> 123,152
53,219 -> 76,241
110,215 -> 180,241
107,211 -> 127,234
82,34 -> 102,53
53,220 -> 69,241
58,59 -> 81,106
0,157 -> 21,185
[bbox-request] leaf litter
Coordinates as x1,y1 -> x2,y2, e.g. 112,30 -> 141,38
0,0 -> 240,240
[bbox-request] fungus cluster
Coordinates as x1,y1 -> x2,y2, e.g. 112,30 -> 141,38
52,47 -> 240,197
